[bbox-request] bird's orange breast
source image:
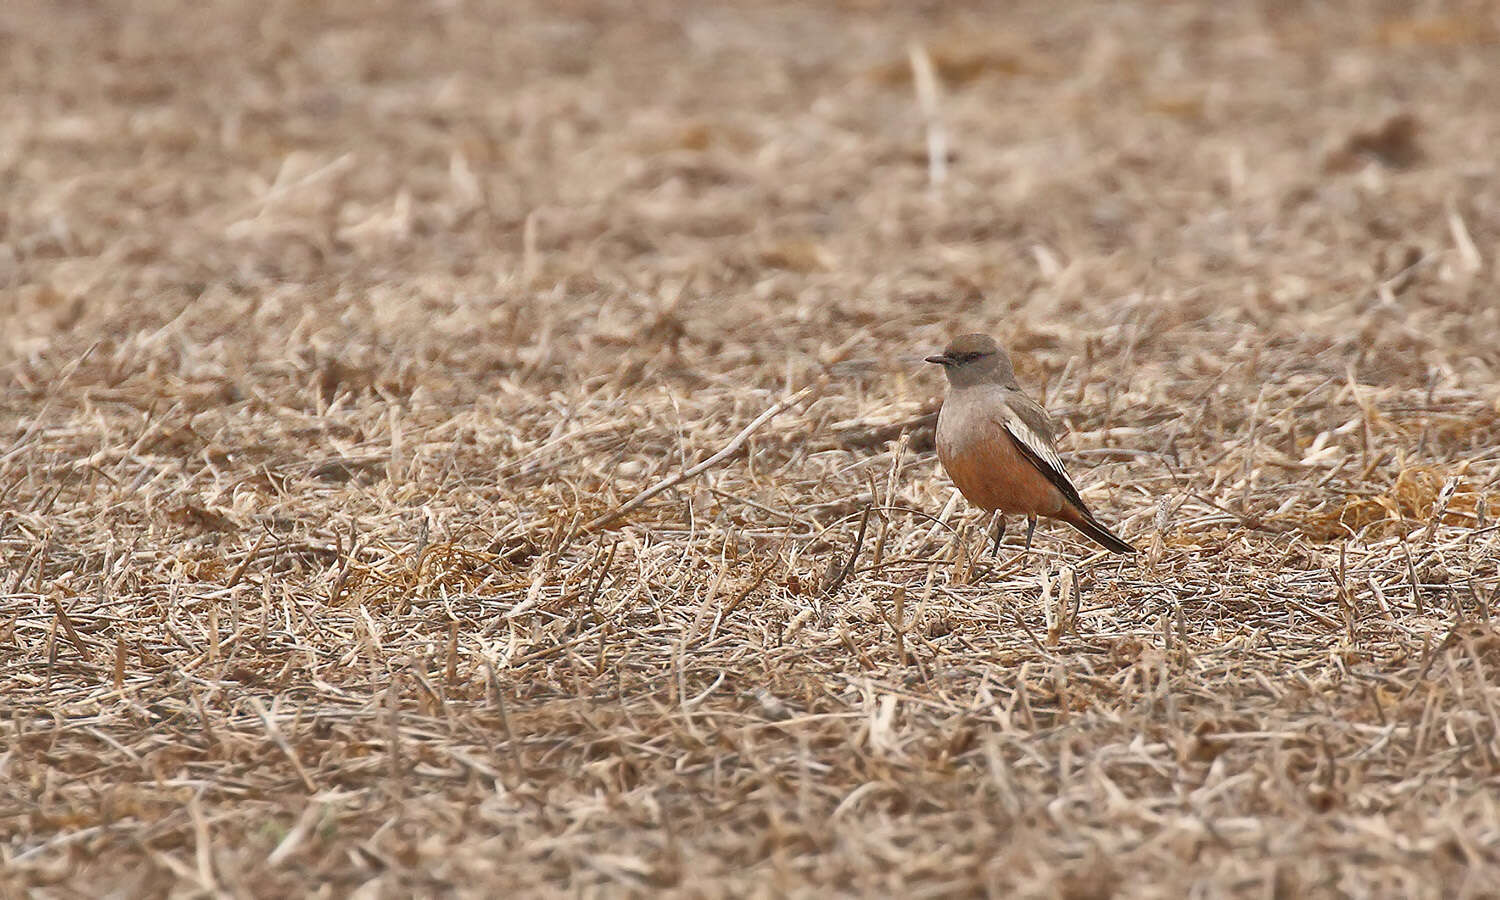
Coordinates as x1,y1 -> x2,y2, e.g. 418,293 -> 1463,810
935,403 -> 1065,517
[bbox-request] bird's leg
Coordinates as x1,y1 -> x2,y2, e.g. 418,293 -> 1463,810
990,514 -> 1006,556
1023,515 -> 1038,554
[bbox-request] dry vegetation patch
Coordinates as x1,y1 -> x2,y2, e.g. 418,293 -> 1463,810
4,0 -> 1500,896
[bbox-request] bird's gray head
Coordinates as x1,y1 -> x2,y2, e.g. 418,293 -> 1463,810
925,333 -> 1018,389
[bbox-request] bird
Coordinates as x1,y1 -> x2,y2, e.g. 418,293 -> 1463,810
926,333 -> 1135,556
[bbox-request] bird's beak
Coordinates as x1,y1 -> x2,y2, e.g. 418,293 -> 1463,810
925,354 -> 953,366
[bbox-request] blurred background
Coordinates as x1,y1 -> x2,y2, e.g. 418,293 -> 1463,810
6,0 -> 1498,392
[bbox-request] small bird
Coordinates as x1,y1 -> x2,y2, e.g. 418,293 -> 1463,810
926,333 -> 1135,556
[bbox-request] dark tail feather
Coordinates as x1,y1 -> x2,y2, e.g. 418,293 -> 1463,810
1064,509 -> 1136,554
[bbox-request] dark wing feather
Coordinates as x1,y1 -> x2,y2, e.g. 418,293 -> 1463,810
994,396 -> 1092,516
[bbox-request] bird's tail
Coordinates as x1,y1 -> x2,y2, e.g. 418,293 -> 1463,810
1060,506 -> 1136,554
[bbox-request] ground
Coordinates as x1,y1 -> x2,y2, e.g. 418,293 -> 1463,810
3,0 -> 1500,896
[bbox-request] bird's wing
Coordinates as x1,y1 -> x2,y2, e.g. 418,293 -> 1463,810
994,391 -> 1090,514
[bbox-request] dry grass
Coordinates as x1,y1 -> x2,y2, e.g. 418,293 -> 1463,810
4,0 -> 1500,896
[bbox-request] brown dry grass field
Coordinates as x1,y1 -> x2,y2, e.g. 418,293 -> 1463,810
4,0 -> 1500,896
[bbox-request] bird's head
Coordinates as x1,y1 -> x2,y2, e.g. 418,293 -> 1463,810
926,333 -> 1017,388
